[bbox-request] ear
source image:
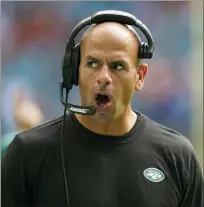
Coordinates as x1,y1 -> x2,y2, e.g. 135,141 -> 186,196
135,63 -> 148,91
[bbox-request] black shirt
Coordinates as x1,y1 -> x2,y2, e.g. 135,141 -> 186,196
2,112 -> 203,207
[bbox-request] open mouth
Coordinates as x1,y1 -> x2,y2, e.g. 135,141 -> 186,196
95,93 -> 111,107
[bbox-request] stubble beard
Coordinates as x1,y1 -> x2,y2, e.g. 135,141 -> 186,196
92,111 -> 112,124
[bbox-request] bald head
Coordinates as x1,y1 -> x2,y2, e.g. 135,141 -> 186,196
81,22 -> 141,65
82,22 -> 141,42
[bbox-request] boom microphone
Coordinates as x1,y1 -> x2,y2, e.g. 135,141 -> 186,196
59,82 -> 96,115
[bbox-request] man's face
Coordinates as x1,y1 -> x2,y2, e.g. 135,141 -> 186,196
78,23 -> 147,123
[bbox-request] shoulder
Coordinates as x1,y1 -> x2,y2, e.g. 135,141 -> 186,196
142,114 -> 194,154
144,115 -> 193,150
2,115 -> 66,178
3,112 -> 78,158
17,115 -> 64,147
2,115 -> 64,160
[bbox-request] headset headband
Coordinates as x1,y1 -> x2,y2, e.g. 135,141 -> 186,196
69,10 -> 154,55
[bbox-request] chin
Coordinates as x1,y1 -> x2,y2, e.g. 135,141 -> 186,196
92,112 -> 112,124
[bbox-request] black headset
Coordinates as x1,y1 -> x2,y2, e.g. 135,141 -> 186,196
59,10 -> 154,207
61,10 -> 154,91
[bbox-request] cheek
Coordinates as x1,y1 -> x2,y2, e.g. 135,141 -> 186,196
78,66 -> 86,86
78,67 -> 93,98
118,75 -> 136,105
79,67 -> 90,89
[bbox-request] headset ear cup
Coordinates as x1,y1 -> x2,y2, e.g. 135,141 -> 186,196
138,42 -> 145,59
144,43 -> 149,59
71,44 -> 80,86
138,44 -> 144,59
139,42 -> 151,59
62,41 -> 73,89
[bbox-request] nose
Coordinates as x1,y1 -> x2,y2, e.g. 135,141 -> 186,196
96,65 -> 112,86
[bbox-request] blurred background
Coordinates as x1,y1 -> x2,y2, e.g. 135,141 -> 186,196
1,1 -> 203,170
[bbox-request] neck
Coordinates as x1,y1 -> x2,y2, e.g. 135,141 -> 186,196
75,107 -> 137,136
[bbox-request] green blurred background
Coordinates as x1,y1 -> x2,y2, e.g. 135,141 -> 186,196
1,1 -> 203,171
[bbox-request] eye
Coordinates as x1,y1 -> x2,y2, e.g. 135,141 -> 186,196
87,61 -> 99,68
111,63 -> 124,70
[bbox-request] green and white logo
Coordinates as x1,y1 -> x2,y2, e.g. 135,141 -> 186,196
143,167 -> 165,182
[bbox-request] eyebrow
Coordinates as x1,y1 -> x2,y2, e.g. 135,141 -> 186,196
111,59 -> 128,67
84,55 -> 99,61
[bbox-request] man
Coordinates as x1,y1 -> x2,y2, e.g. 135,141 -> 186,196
1,88 -> 43,157
2,20 -> 203,207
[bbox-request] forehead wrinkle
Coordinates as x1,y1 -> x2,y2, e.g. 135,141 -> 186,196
84,50 -> 130,62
